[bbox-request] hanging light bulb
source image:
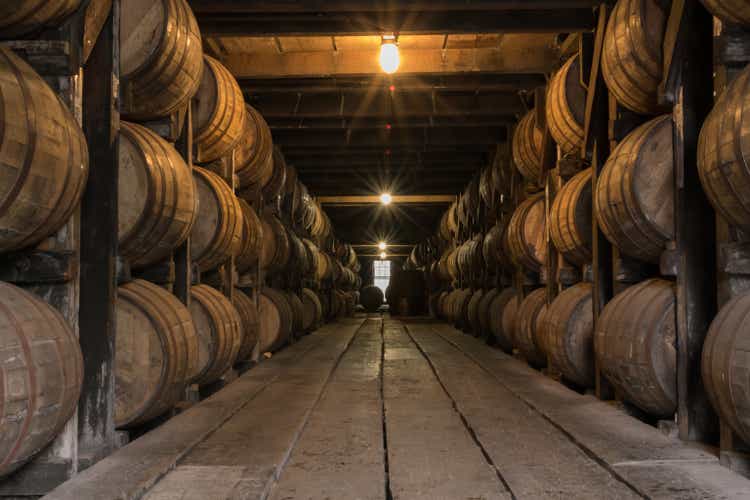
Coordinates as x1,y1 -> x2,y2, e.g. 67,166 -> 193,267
380,192 -> 392,205
380,251 -> 387,259
378,241 -> 387,250
379,35 -> 400,74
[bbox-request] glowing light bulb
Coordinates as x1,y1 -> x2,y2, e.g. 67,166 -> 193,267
380,192 -> 392,205
379,40 -> 400,74
378,241 -> 387,250
380,251 -> 387,259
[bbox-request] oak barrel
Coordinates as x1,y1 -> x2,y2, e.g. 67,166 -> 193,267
546,54 -> 587,155
192,56 -> 245,164
235,199 -> 264,275
191,167 -> 243,272
550,168 -> 593,266
300,288 -> 323,332
120,0 -> 203,120
0,0 -> 81,38
0,282 -> 83,477
285,291 -> 305,336
702,292 -> 750,444
189,285 -> 242,386
602,0 -> 666,114
262,148 -> 288,202
477,288 -> 500,338
698,64 -> 750,232
507,195 -> 547,273
594,115 -> 674,263
258,288 -> 293,352
119,121 -> 197,268
595,279 -> 676,416
514,288 -> 548,368
483,221 -> 511,274
701,0 -> 750,26
543,283 -> 594,387
467,289 -> 485,336
0,47 -> 88,252
258,212 -> 291,274
512,110 -> 543,184
115,279 -> 198,428
233,288 -> 259,363
361,285 -> 384,312
487,288 -> 517,351
236,105 -> 275,194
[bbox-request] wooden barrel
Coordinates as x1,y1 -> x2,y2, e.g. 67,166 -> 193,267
262,148 -> 288,201
233,288 -> 258,363
192,56 -> 245,163
546,54 -> 586,155
493,289 -> 520,353
359,285 -> 385,313
116,279 -> 198,428
512,110 -> 543,183
301,288 -> 323,332
447,247 -> 461,283
455,288 -> 474,329
0,282 -> 83,477
282,291 -> 304,337
236,105 -> 275,194
258,212 -> 291,274
507,195 -> 547,272
0,0 -> 81,38
120,0 -> 203,120
702,292 -> 750,444
701,0 -> 750,26
595,279 -> 676,416
191,167 -> 243,272
543,283 -> 594,387
698,64 -> 750,232
549,168 -> 592,266
189,285 -> 242,386
329,289 -> 346,319
235,199 -> 264,275
119,121 -> 197,268
0,47 -> 88,252
602,0 -> 666,114
457,235 -> 485,284
514,288 -> 548,368
594,115 -> 673,263
438,202 -> 459,242
286,231 -> 311,278
483,221 -> 511,273
467,289 -> 485,335
258,288 -> 293,352
477,288 -> 500,338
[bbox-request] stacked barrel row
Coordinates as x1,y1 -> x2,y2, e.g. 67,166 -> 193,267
428,0 -> 750,441
0,0 -> 360,478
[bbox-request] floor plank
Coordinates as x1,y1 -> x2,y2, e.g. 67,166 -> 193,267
267,319 -> 385,500
144,318 -> 365,500
427,321 -> 750,500
406,323 -> 640,500
383,320 -> 512,500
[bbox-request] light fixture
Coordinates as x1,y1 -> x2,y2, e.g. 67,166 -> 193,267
378,241 -> 387,250
380,192 -> 392,205
379,35 -> 400,74
380,251 -> 387,259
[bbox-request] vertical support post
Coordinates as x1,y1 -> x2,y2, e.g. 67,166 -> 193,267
77,0 -> 119,464
174,103 -> 192,307
661,0 -> 717,442
582,4 -> 614,401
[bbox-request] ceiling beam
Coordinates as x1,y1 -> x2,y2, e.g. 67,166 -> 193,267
250,90 -> 524,119
273,126 -> 505,147
317,194 -> 455,205
239,74 -> 546,93
196,10 -> 596,36
266,116 -> 515,129
190,1 -> 603,14
224,46 -> 559,78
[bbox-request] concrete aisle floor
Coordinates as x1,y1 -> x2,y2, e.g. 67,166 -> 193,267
45,316 -> 750,500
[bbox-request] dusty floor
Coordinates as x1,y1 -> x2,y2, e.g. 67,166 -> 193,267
45,316 -> 750,500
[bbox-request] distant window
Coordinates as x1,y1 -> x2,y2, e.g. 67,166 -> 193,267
373,260 -> 390,300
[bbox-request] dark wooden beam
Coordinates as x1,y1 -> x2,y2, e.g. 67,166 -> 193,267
190,1 -> 604,14
196,10 -> 597,36
266,115 -> 515,130
273,126 -> 505,147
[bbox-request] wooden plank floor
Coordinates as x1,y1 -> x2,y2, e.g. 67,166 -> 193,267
44,316 -> 750,500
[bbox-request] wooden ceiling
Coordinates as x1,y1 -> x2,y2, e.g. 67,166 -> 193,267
188,1 -> 600,247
